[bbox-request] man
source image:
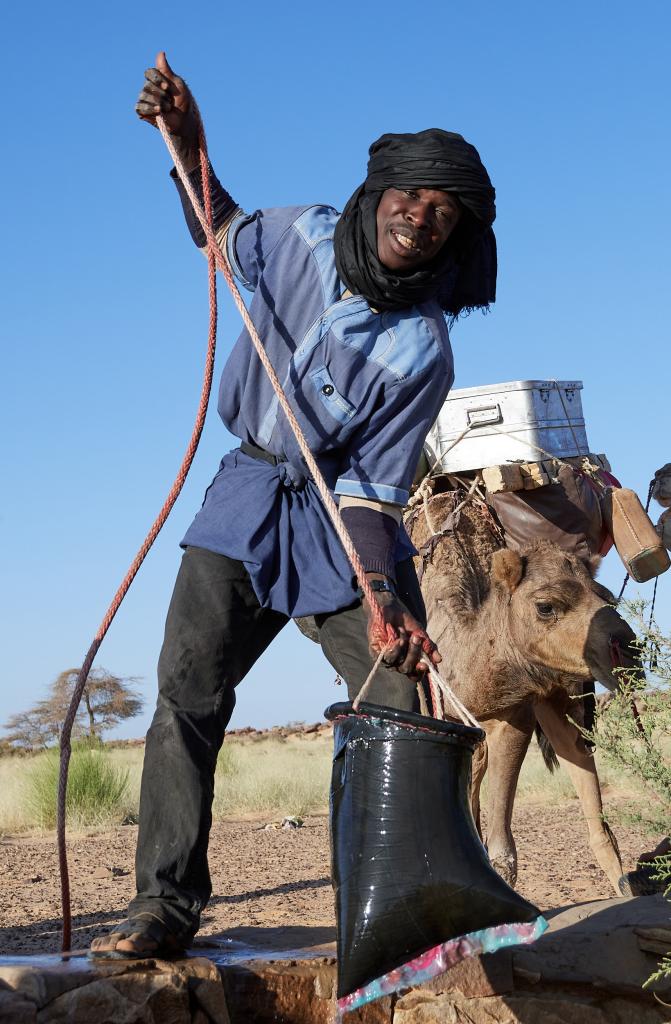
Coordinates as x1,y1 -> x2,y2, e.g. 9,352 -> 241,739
92,52 -> 496,958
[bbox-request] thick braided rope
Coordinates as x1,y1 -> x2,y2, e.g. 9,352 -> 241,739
57,117 -> 218,953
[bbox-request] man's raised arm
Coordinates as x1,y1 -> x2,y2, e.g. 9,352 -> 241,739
136,51 -> 239,253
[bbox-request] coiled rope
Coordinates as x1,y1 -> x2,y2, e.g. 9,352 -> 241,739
57,106 -> 478,954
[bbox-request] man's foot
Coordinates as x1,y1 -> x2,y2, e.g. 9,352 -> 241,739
89,914 -> 185,960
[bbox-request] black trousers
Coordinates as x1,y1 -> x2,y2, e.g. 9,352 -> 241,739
128,545 -> 426,940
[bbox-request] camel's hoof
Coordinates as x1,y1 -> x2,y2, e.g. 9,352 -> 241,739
491,857 -> 517,887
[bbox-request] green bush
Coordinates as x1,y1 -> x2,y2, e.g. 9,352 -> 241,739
581,599 -> 671,989
24,744 -> 129,829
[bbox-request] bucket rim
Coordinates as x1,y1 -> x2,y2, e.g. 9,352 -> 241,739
324,701 -> 485,743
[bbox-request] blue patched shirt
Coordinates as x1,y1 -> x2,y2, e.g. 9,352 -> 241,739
182,204 -> 454,616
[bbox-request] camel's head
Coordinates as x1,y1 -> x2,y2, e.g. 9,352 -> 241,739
490,541 -> 640,690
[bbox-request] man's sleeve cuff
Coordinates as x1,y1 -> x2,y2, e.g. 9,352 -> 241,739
340,505 -> 399,582
335,478 -> 409,506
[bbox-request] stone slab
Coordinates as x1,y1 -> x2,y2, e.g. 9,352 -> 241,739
513,894 -> 671,996
0,897 -> 669,1022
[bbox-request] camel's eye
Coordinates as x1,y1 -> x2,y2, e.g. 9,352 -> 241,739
536,602 -> 556,619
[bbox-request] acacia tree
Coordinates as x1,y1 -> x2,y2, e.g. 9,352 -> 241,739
50,668 -> 144,739
2,668 -> 143,750
2,701 -> 59,750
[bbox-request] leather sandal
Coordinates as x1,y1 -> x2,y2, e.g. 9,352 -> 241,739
88,913 -> 186,960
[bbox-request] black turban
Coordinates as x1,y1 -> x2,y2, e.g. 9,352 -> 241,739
334,129 -> 497,316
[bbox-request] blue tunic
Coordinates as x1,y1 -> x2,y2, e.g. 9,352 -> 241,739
182,205 -> 454,617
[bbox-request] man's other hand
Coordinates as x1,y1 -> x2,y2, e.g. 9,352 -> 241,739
136,51 -> 195,142
364,586 -> 442,680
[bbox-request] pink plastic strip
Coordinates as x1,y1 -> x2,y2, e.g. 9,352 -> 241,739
337,914 -> 548,1017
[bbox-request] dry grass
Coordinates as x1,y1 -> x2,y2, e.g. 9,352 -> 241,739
0,730 -> 647,835
212,734 -> 332,819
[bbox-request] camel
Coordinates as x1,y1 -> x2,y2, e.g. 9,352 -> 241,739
404,481 -> 641,896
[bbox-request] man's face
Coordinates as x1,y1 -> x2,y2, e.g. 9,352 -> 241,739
376,187 -> 461,271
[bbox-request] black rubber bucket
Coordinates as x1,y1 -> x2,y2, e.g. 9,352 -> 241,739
325,701 -> 547,1015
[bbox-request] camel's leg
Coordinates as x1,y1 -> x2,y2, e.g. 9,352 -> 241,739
534,697 -> 623,893
483,706 -> 535,887
470,738 -> 488,840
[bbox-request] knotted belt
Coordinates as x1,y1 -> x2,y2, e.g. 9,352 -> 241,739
239,441 -> 309,491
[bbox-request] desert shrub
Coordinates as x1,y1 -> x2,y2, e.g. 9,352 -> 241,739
581,599 -> 670,988
643,852 -> 671,988
24,743 -> 129,829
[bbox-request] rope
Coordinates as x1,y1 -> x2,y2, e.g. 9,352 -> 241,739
485,423 -> 606,485
425,423 -> 474,475
420,477 -> 439,536
352,649 -> 387,710
353,647 -> 479,729
57,110 -> 218,953
550,379 -> 584,457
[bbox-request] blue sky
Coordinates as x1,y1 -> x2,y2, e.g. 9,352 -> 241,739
3,0 -> 669,737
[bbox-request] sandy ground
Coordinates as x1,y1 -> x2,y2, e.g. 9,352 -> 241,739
0,799 -> 658,957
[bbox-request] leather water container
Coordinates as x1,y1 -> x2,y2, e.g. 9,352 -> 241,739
326,702 -> 544,1009
602,487 -> 671,582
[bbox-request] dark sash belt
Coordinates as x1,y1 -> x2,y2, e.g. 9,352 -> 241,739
239,441 -> 286,466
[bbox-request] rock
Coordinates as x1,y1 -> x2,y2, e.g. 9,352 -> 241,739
222,960 -> 335,1024
0,986 -> 37,1023
0,959 -> 94,1009
394,991 -> 671,1023
36,971 -> 190,1023
635,925 -> 671,956
0,955 -> 230,1024
512,895 -> 671,997
417,950 -> 513,998
91,866 -> 111,879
